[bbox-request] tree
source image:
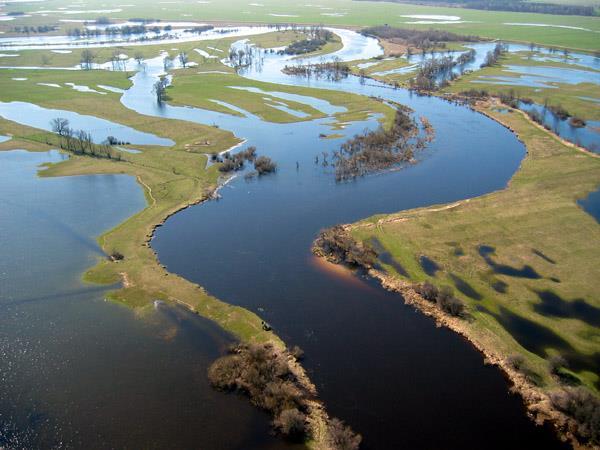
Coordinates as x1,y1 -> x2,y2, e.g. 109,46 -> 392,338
134,51 -> 144,65
80,49 -> 95,70
153,78 -> 169,104
178,51 -> 188,68
50,117 -> 69,136
163,55 -> 173,71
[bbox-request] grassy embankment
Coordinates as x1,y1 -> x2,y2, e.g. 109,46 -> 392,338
2,0 -> 600,50
344,104 -> 599,393
0,69 -> 277,342
442,50 -> 600,121
0,30 -> 394,338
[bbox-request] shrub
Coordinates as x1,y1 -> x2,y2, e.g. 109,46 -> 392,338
314,226 -> 377,268
274,408 -> 307,438
569,116 -> 586,128
548,354 -> 568,375
254,156 -> 277,175
414,281 -> 438,302
436,286 -> 465,317
550,387 -> 600,445
110,251 -> 124,261
326,418 -> 362,450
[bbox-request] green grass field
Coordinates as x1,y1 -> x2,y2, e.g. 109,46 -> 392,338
348,104 -> 600,391
2,0 -> 599,51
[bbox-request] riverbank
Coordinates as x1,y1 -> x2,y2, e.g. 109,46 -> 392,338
314,101 -> 600,448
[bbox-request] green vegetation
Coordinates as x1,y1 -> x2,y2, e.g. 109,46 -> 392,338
2,0 -> 599,50
346,104 -> 600,396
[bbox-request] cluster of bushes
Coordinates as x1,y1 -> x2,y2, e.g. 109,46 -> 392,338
313,225 -> 377,268
208,343 -> 308,438
254,155 -> 277,175
547,104 -> 570,121
208,343 -> 361,448
50,118 -> 124,160
550,387 -> 600,445
214,147 -> 276,176
106,136 -> 130,146
283,26 -> 335,55
333,108 -> 431,181
283,58 -> 350,81
413,282 -> 466,317
361,26 -> 478,50
569,117 -> 586,128
410,55 -> 462,91
215,146 -> 257,172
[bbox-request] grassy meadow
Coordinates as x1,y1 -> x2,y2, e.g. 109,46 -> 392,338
1,0 -> 599,51
348,104 -> 600,391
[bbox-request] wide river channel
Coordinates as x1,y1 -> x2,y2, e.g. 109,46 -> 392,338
2,27 -> 594,448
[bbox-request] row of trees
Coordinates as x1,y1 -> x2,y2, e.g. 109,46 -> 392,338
362,25 -> 478,51
11,25 -> 57,34
414,282 -> 466,317
356,0 -> 596,16
50,118 -> 124,160
481,43 -> 508,67
283,58 -> 350,81
282,26 -> 335,55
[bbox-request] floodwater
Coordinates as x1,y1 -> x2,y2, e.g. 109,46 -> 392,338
0,26 -> 590,449
0,150 -> 293,449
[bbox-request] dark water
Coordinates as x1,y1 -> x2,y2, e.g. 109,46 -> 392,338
0,150 -> 292,449
0,28 -> 587,448
579,187 -> 600,223
147,51 -> 568,450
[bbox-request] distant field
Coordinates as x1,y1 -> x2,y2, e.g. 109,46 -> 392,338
1,0 -> 599,51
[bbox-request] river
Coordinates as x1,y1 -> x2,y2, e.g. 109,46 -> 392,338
1,26 -> 591,448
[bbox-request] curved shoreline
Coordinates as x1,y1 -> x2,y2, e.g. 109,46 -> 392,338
312,100 -> 599,449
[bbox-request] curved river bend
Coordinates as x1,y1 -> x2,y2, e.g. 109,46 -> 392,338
133,30 -> 568,448
0,27 -> 583,448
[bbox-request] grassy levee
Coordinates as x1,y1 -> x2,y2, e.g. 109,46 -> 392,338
0,111 -> 279,344
0,64 -> 286,344
346,103 -> 600,393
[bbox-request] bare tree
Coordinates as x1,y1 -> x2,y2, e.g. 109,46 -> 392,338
50,118 -> 70,136
80,49 -> 95,70
163,55 -> 173,71
153,78 -> 169,104
178,51 -> 188,68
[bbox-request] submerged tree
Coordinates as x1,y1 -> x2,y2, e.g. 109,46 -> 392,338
153,78 -> 169,104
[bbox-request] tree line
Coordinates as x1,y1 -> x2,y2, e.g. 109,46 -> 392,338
356,0 -> 597,16
50,118 -> 124,160
362,26 -> 478,52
